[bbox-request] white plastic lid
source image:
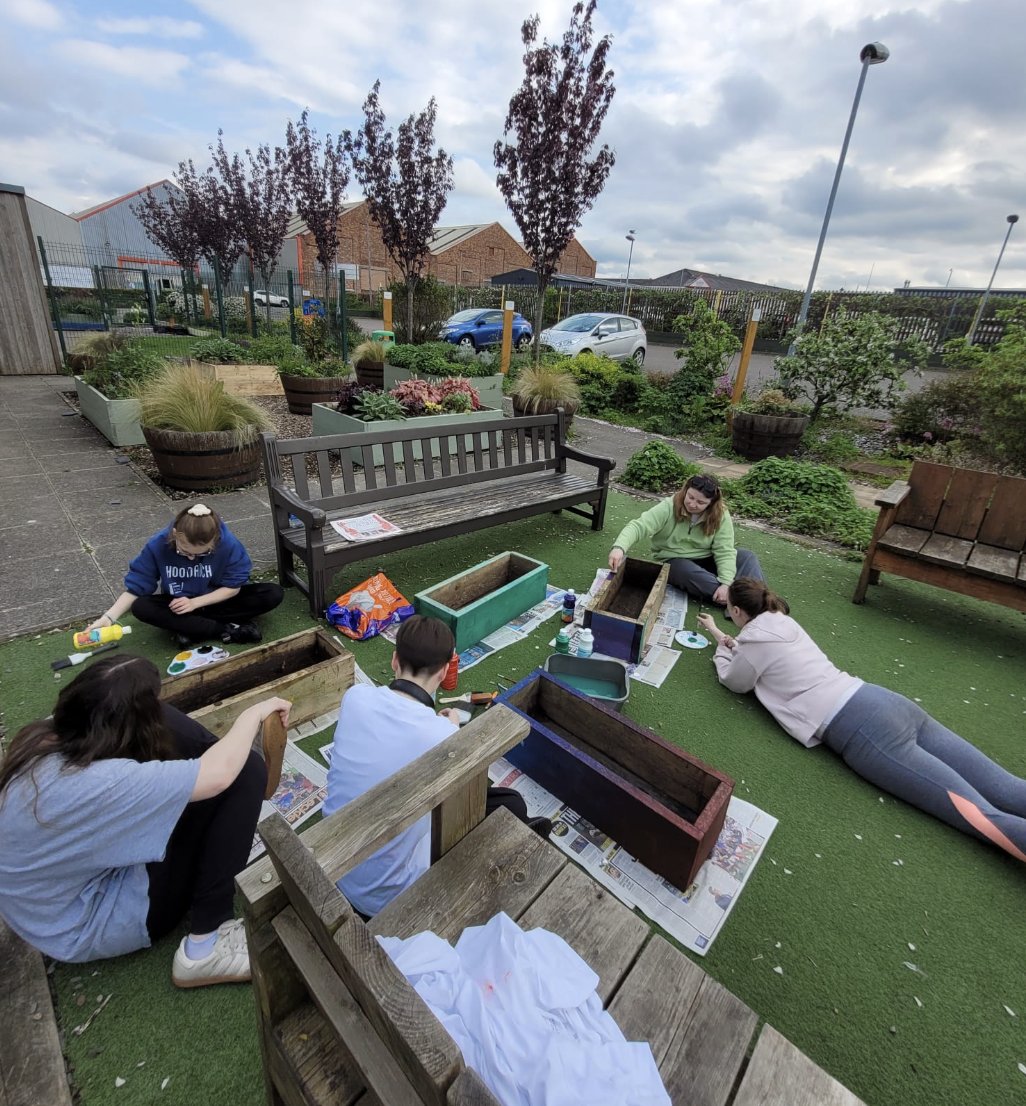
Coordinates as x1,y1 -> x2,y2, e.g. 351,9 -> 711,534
121,625 -> 132,634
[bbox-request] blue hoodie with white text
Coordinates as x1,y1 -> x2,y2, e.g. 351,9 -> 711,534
124,522 -> 251,599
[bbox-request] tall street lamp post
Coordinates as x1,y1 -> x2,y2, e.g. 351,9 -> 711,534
622,230 -> 636,313
789,42 -> 890,354
966,214 -> 1019,344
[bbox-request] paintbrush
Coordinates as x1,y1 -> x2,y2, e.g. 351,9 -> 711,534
51,641 -> 120,671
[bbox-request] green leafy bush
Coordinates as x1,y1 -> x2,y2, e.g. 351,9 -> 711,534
621,441 -> 701,493
190,338 -> 248,364
725,457 -> 874,549
891,375 -> 982,443
82,342 -> 164,399
385,342 -> 454,376
243,334 -> 307,373
352,391 -> 407,422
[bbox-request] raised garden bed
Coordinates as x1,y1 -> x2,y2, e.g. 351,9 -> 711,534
583,556 -> 669,663
74,375 -> 144,447
384,365 -> 504,411
190,360 -> 283,396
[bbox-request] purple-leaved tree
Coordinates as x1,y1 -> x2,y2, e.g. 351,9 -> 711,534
211,130 -> 292,322
494,0 -> 616,355
285,110 -> 351,299
351,80 -> 454,341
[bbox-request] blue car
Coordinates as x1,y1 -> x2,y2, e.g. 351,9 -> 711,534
438,308 -> 533,350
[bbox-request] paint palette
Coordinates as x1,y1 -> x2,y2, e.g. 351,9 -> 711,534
674,630 -> 710,650
166,644 -> 229,676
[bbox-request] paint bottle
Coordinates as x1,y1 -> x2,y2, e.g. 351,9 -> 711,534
561,589 -> 576,624
73,624 -> 132,650
576,628 -> 594,659
441,651 -> 459,691
555,626 -> 571,654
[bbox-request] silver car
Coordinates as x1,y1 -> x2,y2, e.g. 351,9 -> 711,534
539,312 -> 647,365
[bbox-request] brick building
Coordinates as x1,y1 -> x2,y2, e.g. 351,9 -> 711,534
290,200 -> 595,292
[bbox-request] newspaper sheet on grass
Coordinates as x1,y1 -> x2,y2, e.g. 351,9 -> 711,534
548,569 -> 689,689
489,756 -> 777,955
248,743 -> 328,863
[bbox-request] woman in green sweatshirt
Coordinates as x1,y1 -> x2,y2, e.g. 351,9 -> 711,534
608,473 -> 764,606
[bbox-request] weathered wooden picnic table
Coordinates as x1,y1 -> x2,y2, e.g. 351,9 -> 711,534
238,704 -> 865,1106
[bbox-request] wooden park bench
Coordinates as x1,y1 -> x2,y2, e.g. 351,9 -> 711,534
260,411 -> 615,616
853,461 -> 1026,612
237,705 -> 865,1106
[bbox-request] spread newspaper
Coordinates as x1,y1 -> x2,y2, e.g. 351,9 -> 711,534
489,756 -> 777,956
248,742 -> 328,863
330,513 -> 401,542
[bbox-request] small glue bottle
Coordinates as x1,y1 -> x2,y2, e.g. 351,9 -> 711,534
441,651 -> 459,692
561,589 -> 576,624
72,624 -> 132,650
555,626 -> 571,654
576,628 -> 594,659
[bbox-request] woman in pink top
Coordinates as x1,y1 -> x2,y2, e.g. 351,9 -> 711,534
698,578 -> 1026,864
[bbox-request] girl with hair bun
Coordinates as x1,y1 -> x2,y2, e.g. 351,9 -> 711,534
0,654 -> 291,985
697,579 -> 1026,863
609,473 -> 765,609
84,503 -> 283,646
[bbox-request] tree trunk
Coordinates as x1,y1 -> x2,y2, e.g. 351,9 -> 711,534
406,272 -> 416,344
532,272 -> 549,364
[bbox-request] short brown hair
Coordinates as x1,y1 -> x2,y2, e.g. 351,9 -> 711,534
395,615 -> 454,677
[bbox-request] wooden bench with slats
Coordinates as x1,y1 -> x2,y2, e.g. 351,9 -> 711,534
853,460 -> 1026,611
259,410 -> 615,617
237,705 -> 866,1106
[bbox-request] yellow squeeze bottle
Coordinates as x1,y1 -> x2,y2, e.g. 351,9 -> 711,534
73,624 -> 132,650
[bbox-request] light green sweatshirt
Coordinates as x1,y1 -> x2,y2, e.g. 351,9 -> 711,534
612,496 -> 739,583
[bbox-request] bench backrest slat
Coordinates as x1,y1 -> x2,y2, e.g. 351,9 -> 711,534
316,449 -> 334,500
382,437 -> 399,486
340,446 -> 358,494
292,454 -> 312,502
934,468 -> 999,539
894,461 -> 954,529
978,474 -> 1026,550
361,445 -> 378,486
401,437 -> 417,479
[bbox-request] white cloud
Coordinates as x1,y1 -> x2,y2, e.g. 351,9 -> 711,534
95,17 -> 205,39
50,39 -> 191,83
6,0 -> 61,30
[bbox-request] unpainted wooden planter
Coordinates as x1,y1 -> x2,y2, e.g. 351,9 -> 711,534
583,556 -> 669,664
280,373 -> 349,415
499,670 -> 734,889
190,360 -> 283,396
74,376 -> 145,447
731,411 -> 810,461
415,551 -> 548,652
160,628 -> 353,737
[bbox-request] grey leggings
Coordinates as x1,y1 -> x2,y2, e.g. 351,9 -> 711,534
822,684 -> 1026,856
668,549 -> 765,602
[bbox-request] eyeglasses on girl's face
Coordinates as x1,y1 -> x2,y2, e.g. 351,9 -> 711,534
173,533 -> 216,559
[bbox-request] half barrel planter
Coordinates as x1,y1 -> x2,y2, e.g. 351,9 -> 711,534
280,374 -> 350,415
74,376 -> 145,447
142,426 -> 262,491
310,403 -> 500,467
731,411 -> 810,461
384,366 -> 505,412
499,670 -> 734,889
415,552 -> 549,652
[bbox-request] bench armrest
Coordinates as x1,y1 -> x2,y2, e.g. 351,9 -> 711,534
559,444 -> 616,473
268,484 -> 327,531
875,480 -> 910,510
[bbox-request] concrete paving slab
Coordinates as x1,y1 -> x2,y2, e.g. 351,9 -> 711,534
188,489 -> 272,523
75,506 -> 175,546
87,538 -> 144,593
39,450 -> 125,473
50,465 -> 152,492
0,519 -> 83,563
0,456 -> 45,478
0,478 -> 62,506
62,483 -> 168,519
0,493 -> 65,523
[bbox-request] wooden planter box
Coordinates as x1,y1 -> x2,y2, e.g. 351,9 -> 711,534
500,671 -> 733,888
74,376 -> 144,447
190,360 -> 283,396
281,374 -> 349,415
583,556 -> 668,664
310,402 -> 500,466
415,551 -> 548,651
160,628 -> 353,737
384,366 -> 505,411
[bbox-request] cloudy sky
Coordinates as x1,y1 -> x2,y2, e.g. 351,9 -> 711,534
3,0 -> 1024,291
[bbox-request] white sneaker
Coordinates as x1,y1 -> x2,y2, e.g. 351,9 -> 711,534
171,919 -> 251,988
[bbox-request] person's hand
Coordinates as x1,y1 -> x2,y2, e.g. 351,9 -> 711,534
608,547 -> 625,571
257,697 -> 292,729
697,612 -> 717,636
169,596 -> 197,614
85,614 -> 111,632
712,584 -> 729,605
438,707 -> 462,725
721,634 -> 737,650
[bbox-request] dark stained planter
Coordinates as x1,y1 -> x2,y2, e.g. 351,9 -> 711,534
511,396 -> 578,430
280,374 -> 348,415
353,359 -> 385,389
142,426 -> 261,491
731,411 -> 811,461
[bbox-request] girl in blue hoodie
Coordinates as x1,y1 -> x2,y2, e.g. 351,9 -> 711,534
85,504 -> 283,645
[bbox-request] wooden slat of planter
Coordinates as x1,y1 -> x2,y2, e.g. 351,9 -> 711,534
517,864 -> 649,1003
894,461 -> 952,529
733,1025 -> 866,1106
0,920 -> 74,1106
934,468 -> 998,538
978,474 -> 1026,549
608,935 -> 758,1106
274,1001 -> 369,1106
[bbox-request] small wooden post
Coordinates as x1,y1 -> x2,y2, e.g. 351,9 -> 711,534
382,290 -> 393,333
201,283 -> 212,320
731,307 -> 762,406
500,299 -> 514,375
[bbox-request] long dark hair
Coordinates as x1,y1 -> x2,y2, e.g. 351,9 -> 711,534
0,655 -> 173,805
728,577 -> 790,618
673,474 -> 725,536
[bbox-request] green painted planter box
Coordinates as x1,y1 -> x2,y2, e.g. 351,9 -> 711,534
383,366 -> 505,412
310,403 -> 500,467
74,376 -> 145,446
415,551 -> 549,652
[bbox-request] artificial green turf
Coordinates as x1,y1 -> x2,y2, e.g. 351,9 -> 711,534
2,490 -> 1024,1106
